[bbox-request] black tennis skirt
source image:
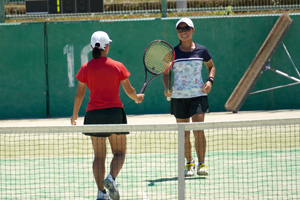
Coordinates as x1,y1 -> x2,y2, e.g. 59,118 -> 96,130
171,96 -> 209,119
83,107 -> 129,137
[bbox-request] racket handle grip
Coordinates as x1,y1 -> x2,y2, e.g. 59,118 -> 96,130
166,89 -> 172,101
139,83 -> 147,94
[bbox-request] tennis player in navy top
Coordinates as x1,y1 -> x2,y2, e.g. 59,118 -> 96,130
163,17 -> 216,177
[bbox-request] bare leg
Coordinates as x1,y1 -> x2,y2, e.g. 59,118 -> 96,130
176,118 -> 193,162
192,113 -> 206,163
108,134 -> 126,179
91,136 -> 107,191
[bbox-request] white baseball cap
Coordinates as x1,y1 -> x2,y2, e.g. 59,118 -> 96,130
175,17 -> 194,29
91,31 -> 112,50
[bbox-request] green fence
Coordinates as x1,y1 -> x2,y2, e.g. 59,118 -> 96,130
0,14 -> 300,119
4,0 -> 300,19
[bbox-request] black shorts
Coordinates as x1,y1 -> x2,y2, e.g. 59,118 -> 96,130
83,107 -> 129,137
171,96 -> 209,119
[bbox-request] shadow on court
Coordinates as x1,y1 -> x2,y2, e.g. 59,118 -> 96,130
146,176 -> 206,186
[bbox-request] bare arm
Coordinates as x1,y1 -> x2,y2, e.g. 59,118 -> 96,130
71,81 -> 86,125
202,59 -> 216,94
162,70 -> 172,98
121,78 -> 144,103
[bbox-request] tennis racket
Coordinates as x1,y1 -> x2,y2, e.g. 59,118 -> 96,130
139,40 -> 175,94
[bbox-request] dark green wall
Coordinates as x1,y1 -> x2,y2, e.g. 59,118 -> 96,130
0,14 -> 299,119
0,23 -> 47,119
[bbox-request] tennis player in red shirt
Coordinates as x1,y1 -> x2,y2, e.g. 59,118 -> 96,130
71,31 -> 144,200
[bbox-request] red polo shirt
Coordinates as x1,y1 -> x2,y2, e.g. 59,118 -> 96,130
76,57 -> 130,112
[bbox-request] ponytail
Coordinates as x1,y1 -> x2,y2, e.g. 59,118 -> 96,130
92,46 -> 102,59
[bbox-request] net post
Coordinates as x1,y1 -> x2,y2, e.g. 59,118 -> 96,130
0,0 -> 5,23
177,124 -> 185,200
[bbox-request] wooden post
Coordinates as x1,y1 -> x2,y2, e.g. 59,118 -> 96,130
225,13 -> 293,113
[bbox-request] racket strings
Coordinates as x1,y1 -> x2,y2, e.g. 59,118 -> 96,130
144,43 -> 173,74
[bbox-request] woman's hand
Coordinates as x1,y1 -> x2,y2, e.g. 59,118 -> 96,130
71,115 -> 78,125
164,89 -> 172,98
135,94 -> 145,104
202,81 -> 212,94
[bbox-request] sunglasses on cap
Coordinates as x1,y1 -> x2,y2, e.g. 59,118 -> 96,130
176,26 -> 192,33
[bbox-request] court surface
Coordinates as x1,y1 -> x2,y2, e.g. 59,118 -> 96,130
1,110 -> 299,199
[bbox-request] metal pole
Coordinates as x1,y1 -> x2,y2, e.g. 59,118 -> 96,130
178,124 -> 185,200
267,66 -> 300,82
282,42 -> 300,78
250,66 -> 300,95
250,82 -> 300,95
161,0 -> 167,18
0,0 -> 5,23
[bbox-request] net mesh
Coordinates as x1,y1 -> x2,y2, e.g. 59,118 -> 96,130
1,118 -> 300,199
144,41 -> 174,75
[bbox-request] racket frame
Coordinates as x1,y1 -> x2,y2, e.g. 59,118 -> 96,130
139,40 -> 175,94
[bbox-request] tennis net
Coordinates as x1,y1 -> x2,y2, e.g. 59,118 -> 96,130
1,118 -> 300,199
